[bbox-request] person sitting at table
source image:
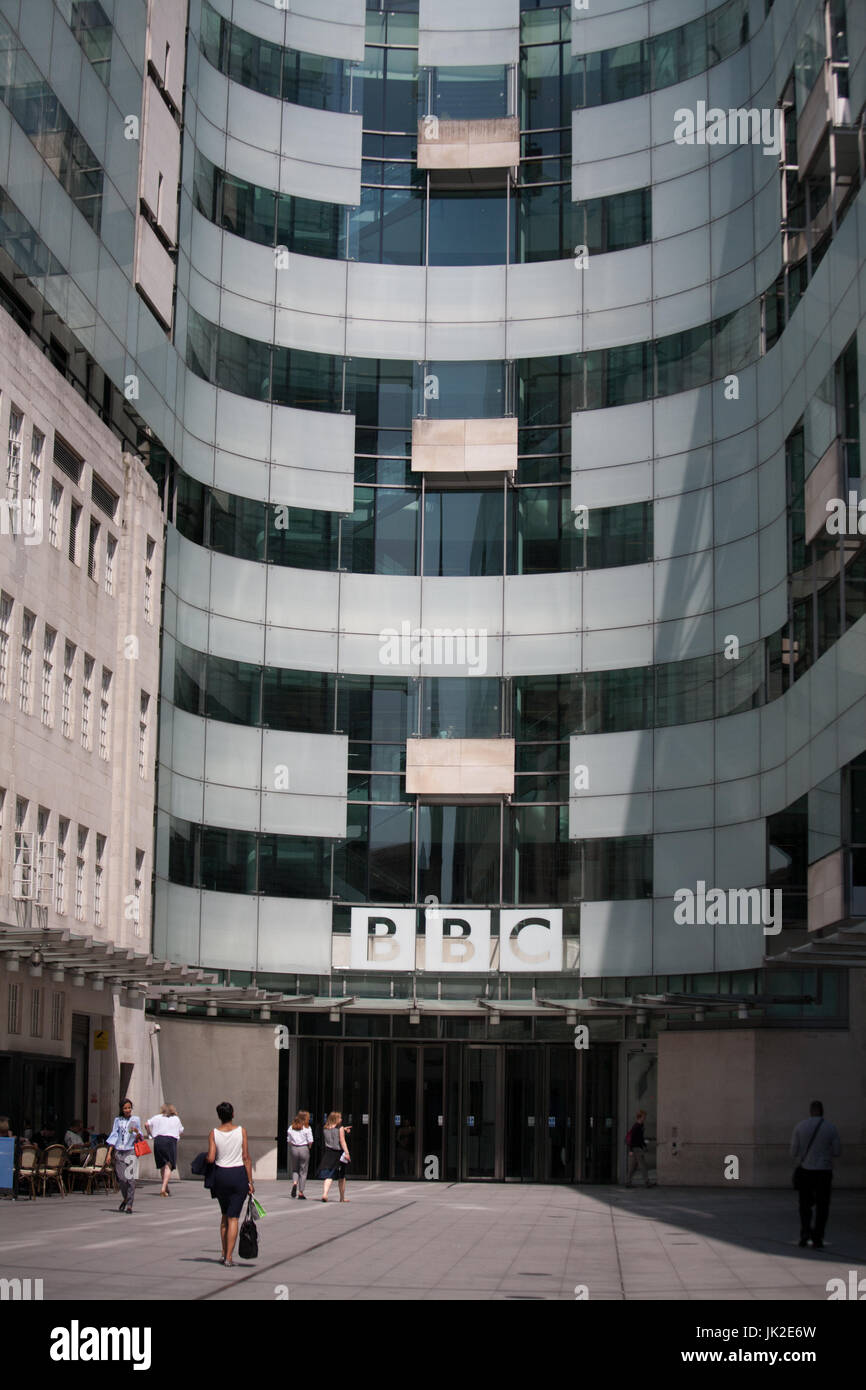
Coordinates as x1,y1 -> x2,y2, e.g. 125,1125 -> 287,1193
64,1120 -> 85,1147
34,1123 -> 55,1150
0,1116 -> 12,1138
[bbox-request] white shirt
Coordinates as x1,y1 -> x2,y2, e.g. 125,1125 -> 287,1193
287,1126 -> 313,1147
148,1115 -> 184,1139
213,1125 -> 244,1167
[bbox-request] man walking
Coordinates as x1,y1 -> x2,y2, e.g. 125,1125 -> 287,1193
625,1109 -> 651,1187
791,1100 -> 841,1248
106,1098 -> 144,1213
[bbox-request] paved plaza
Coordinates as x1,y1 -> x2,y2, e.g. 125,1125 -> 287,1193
2,1178 -> 865,1302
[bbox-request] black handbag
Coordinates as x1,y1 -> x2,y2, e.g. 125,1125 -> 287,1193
792,1119 -> 823,1190
238,1195 -> 258,1259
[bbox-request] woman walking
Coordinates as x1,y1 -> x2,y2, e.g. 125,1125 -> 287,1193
106,1099 -> 144,1213
318,1111 -> 350,1203
206,1102 -> 254,1266
146,1104 -> 184,1197
288,1110 -> 313,1200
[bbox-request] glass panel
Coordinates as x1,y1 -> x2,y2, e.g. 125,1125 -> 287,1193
209,489 -> 266,561
423,491 -> 504,576
421,1047 -> 445,1178
341,1045 -> 371,1178
200,827 -> 257,893
511,805 -> 577,902
261,669 -> 333,734
343,487 -> 420,575
168,817 -> 197,885
422,362 -> 506,419
421,677 -> 501,738
418,803 -> 501,904
174,644 -> 206,715
428,190 -> 508,267
334,803 -> 414,902
582,836 -> 653,900
206,655 -> 261,726
432,66 -> 508,119
257,834 -> 331,897
339,675 -> 412,741
267,504 -> 337,571
654,654 -> 715,726
392,1046 -> 418,1176
545,1045 -> 575,1181
464,1048 -> 497,1178
504,1046 -> 537,1180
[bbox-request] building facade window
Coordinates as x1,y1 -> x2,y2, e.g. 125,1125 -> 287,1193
30,985 -> 42,1037
7,981 -> 20,1034
99,667 -> 111,760
144,537 -> 155,623
94,832 -> 105,927
138,692 -> 149,778
49,480 -> 62,547
87,516 -> 99,580
75,825 -> 87,921
81,654 -> 93,749
104,533 -> 116,594
68,500 -> 81,564
55,817 -> 68,914
50,990 -> 65,1040
61,640 -> 74,737
0,591 -> 11,700
28,426 -> 43,508
14,796 -> 30,897
19,609 -> 34,713
6,405 -> 22,501
134,848 -> 145,938
41,625 -> 55,726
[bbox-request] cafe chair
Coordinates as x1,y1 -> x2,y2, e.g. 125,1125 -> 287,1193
39,1143 -> 68,1197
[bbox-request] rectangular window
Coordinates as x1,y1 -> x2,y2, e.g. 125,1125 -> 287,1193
28,427 -> 43,509
0,786 -> 4,891
90,472 -> 118,519
81,654 -> 94,749
134,847 -> 145,938
49,480 -> 62,547
55,817 -> 68,914
68,501 -> 81,563
7,982 -> 20,1034
14,796 -> 32,898
75,825 -> 88,921
0,591 -> 12,700
105,534 -> 116,594
62,640 -> 75,737
138,692 -> 150,778
94,832 -> 105,927
87,516 -> 99,580
51,990 -> 65,1040
6,406 -> 22,502
30,986 -> 42,1037
19,610 -> 35,713
144,536 -> 155,623
41,625 -> 56,726
99,667 -> 111,760
36,806 -> 50,904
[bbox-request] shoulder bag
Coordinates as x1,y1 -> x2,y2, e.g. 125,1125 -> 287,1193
238,1195 -> 259,1260
792,1119 -> 823,1190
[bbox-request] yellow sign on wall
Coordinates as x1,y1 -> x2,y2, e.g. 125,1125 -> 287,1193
93,1030 -> 109,1051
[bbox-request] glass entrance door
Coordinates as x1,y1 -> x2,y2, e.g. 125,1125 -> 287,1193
463,1046 -> 499,1178
317,1043 -> 373,1179
542,1045 -> 575,1181
390,1045 -> 446,1178
504,1046 -> 537,1180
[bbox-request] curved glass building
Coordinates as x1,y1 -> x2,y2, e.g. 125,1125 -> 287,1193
1,0 -> 865,1185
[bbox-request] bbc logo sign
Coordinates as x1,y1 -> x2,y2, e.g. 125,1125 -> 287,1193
349,908 -> 563,973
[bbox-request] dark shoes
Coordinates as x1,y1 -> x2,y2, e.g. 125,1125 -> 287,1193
118,1201 -> 127,1212
291,1186 -> 297,1198
812,1238 -> 824,1249
798,1238 -> 809,1247
298,1193 -> 306,1200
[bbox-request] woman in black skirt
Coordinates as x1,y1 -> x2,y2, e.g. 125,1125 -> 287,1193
318,1111 -> 351,1203
206,1102 -> 254,1266
146,1104 -> 184,1197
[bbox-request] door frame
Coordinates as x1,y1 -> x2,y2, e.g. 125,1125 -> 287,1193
618,1041 -> 658,1185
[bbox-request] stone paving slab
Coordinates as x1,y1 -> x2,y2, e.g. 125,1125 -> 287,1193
1,1177 -> 864,1302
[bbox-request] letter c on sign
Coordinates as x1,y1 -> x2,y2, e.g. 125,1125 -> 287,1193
507,916 -> 551,965
367,917 -> 399,963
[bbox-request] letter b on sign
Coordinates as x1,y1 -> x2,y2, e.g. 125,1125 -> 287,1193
350,908 -> 415,970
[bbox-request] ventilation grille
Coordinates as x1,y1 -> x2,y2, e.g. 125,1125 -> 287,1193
53,434 -> 83,485
91,473 -> 118,519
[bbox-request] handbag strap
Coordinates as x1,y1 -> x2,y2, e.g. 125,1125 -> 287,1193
801,1117 -> 823,1163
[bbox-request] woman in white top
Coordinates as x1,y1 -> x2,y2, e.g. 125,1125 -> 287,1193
287,1110 -> 314,1200
206,1101 -> 254,1267
146,1104 -> 185,1197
